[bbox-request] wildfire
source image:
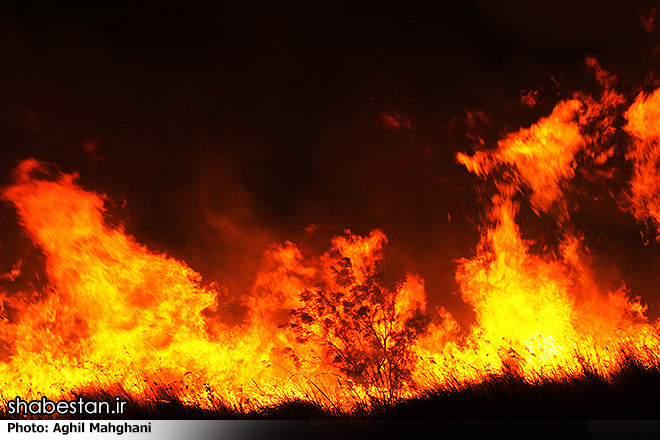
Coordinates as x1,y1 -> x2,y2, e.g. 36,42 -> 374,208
3,65 -> 660,414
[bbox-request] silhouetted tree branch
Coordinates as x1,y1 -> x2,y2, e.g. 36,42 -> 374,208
282,259 -> 430,399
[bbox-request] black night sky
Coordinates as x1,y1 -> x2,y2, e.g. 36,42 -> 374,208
2,0 -> 660,325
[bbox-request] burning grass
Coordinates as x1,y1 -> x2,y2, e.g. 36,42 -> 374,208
4,63 -> 660,422
4,348 -> 660,420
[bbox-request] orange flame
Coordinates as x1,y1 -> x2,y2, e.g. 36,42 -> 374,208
457,99 -> 585,215
441,93 -> 660,385
624,87 -> 660,231
3,72 -> 660,413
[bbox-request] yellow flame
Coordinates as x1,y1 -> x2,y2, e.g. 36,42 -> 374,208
3,83 -> 660,413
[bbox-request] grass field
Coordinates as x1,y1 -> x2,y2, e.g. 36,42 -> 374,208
4,354 -> 659,421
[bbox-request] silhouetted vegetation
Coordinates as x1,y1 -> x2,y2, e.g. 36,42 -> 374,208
5,354 -> 660,422
281,259 -> 430,400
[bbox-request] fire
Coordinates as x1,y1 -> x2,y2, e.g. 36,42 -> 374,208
3,67 -> 660,414
624,88 -> 660,231
0,164 -> 420,408
456,99 -> 584,215
428,86 -> 660,385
